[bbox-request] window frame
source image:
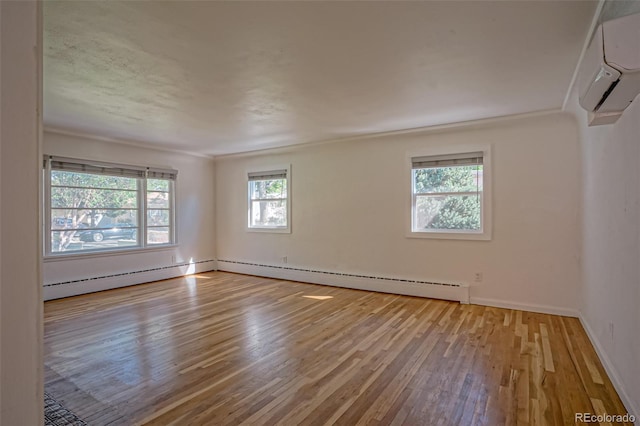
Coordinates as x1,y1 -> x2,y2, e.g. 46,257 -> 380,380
246,165 -> 291,233
407,146 -> 492,241
43,156 -> 177,258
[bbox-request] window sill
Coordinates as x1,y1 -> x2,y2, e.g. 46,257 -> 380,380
407,230 -> 491,241
44,244 -> 179,262
246,227 -> 291,234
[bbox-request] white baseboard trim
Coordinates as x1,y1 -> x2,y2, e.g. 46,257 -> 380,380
217,260 -> 470,303
43,259 -> 218,301
469,297 -> 579,318
579,313 -> 640,425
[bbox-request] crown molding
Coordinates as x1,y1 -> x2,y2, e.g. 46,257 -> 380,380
215,108 -> 562,159
43,126 -> 216,160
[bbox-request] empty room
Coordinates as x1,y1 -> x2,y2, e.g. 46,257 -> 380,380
0,0 -> 639,425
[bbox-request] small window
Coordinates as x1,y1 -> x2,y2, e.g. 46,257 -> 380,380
410,150 -> 491,240
44,157 -> 177,256
247,167 -> 290,232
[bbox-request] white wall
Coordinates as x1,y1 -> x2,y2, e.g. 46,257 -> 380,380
216,112 -> 582,315
569,92 -> 640,417
43,131 -> 217,299
0,1 -> 43,423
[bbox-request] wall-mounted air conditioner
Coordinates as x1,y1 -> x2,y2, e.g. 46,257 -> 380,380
578,12 -> 640,126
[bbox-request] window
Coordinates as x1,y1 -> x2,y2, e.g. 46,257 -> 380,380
247,167 -> 290,232
44,156 -> 177,256
410,149 -> 491,240
146,170 -> 175,246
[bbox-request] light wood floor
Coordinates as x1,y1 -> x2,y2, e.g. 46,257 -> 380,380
44,272 -> 630,425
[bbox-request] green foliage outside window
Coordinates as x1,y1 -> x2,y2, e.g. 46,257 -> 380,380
414,165 -> 482,231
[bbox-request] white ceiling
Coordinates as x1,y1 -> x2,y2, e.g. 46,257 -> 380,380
44,1 -> 597,156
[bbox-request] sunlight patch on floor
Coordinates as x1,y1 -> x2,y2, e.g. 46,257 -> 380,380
303,295 -> 333,300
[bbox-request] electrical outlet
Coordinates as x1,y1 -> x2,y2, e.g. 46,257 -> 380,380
474,272 -> 483,283
282,256 -> 288,264
171,255 -> 176,264
609,322 -> 614,340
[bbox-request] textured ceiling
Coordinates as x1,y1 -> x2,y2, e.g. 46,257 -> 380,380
44,1 -> 597,156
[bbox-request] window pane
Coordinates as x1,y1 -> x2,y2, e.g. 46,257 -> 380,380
250,200 -> 287,227
147,191 -> 169,209
51,187 -> 137,209
249,179 -> 286,200
51,171 -> 137,190
51,229 -> 138,253
415,194 -> 481,231
50,206 -> 139,253
147,179 -> 169,192
147,227 -> 170,245
414,165 -> 483,194
147,209 -> 170,227
147,179 -> 173,244
51,209 -> 138,230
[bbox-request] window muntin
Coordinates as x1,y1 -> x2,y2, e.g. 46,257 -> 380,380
45,157 -> 176,256
411,152 -> 484,234
247,169 -> 289,230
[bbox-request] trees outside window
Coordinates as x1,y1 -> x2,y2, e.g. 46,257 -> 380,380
413,165 -> 482,231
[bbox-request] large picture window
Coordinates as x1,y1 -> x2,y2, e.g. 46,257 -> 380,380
247,167 -> 290,232
410,150 -> 491,240
45,157 -> 177,256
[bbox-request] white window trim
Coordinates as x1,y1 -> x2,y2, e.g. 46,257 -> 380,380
406,145 -> 492,241
43,156 -> 178,258
246,164 -> 291,234
43,244 -> 179,263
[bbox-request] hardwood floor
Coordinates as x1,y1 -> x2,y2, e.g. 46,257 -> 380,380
44,272 -> 630,425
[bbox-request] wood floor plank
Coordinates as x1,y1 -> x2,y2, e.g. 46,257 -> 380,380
44,272 -> 632,425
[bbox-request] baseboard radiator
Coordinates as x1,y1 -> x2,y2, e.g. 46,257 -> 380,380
217,260 -> 469,304
43,259 -> 217,301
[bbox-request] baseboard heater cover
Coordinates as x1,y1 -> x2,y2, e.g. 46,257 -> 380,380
217,259 -> 469,303
44,259 -> 217,300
